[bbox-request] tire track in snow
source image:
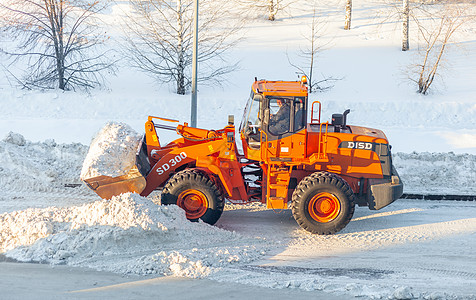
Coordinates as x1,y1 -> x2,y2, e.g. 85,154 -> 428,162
272,217 -> 476,259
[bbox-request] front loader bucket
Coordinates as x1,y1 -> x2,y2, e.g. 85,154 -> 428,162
82,139 -> 151,200
83,165 -> 146,200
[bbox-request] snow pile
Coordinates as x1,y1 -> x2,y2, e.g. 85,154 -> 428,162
80,122 -> 142,180
394,152 -> 476,195
0,132 -> 87,192
0,193 -> 172,253
3,132 -> 26,146
0,193 -> 267,277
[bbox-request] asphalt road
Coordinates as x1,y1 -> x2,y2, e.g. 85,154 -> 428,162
0,261 -> 347,300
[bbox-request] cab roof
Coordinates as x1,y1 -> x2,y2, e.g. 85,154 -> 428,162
251,79 -> 308,97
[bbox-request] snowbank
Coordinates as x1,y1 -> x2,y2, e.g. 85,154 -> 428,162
3,132 -> 26,146
2,132 -> 476,199
393,152 -> 476,195
1,193 -> 267,277
80,122 -> 142,180
0,132 -> 87,192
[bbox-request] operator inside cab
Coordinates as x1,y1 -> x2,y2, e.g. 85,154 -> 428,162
240,96 -> 305,144
269,98 -> 290,135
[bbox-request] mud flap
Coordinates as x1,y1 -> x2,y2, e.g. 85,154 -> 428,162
368,167 -> 404,210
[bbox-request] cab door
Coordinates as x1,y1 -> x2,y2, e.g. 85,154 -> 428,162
290,97 -> 306,159
265,97 -> 306,159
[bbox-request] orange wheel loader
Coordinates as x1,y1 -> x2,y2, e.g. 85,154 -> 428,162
82,76 -> 403,234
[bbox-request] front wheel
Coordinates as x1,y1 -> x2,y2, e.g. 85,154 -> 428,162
161,170 -> 224,225
292,172 -> 355,234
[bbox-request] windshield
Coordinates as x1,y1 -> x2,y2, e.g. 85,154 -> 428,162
239,91 -> 261,133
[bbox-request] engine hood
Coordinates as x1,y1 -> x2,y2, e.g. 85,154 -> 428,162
348,125 -> 388,141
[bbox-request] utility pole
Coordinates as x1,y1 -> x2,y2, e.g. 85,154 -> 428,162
190,0 -> 199,127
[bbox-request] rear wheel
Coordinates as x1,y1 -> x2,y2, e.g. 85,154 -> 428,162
292,172 -> 355,234
161,170 -> 224,225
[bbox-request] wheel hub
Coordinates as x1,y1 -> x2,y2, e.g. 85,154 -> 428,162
308,192 -> 341,223
319,199 -> 333,214
177,189 -> 208,219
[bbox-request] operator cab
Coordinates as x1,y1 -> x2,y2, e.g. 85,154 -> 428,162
239,78 -> 308,161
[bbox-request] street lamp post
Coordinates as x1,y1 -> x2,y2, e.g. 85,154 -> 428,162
190,0 -> 199,127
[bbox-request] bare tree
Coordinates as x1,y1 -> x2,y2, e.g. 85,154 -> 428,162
379,1 -> 451,52
287,7 -> 337,93
122,0 -> 241,95
372,1 -> 407,50
267,0 -> 286,21
344,0 -> 352,30
412,1 -> 473,94
0,0 -> 116,91
234,0 -> 295,21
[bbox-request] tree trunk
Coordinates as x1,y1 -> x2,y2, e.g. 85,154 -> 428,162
309,10 -> 316,93
268,0 -> 276,21
402,0 -> 410,51
58,2 -> 65,90
176,69 -> 185,95
47,1 -> 66,90
344,0 -> 352,30
57,57 -> 65,90
176,0 -> 186,95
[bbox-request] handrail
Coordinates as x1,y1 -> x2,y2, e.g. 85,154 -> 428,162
259,129 -> 269,162
310,101 -> 322,124
319,122 -> 329,159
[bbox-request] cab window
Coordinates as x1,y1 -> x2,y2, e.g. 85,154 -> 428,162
268,98 -> 291,136
294,97 -> 305,131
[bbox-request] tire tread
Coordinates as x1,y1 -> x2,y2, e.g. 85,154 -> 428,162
292,172 -> 355,234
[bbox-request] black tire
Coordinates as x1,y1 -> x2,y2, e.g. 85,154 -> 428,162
161,169 -> 224,225
291,172 -> 355,234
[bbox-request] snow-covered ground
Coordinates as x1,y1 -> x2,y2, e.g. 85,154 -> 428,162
0,138 -> 475,299
1,116 -> 475,299
1,0 -> 476,299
